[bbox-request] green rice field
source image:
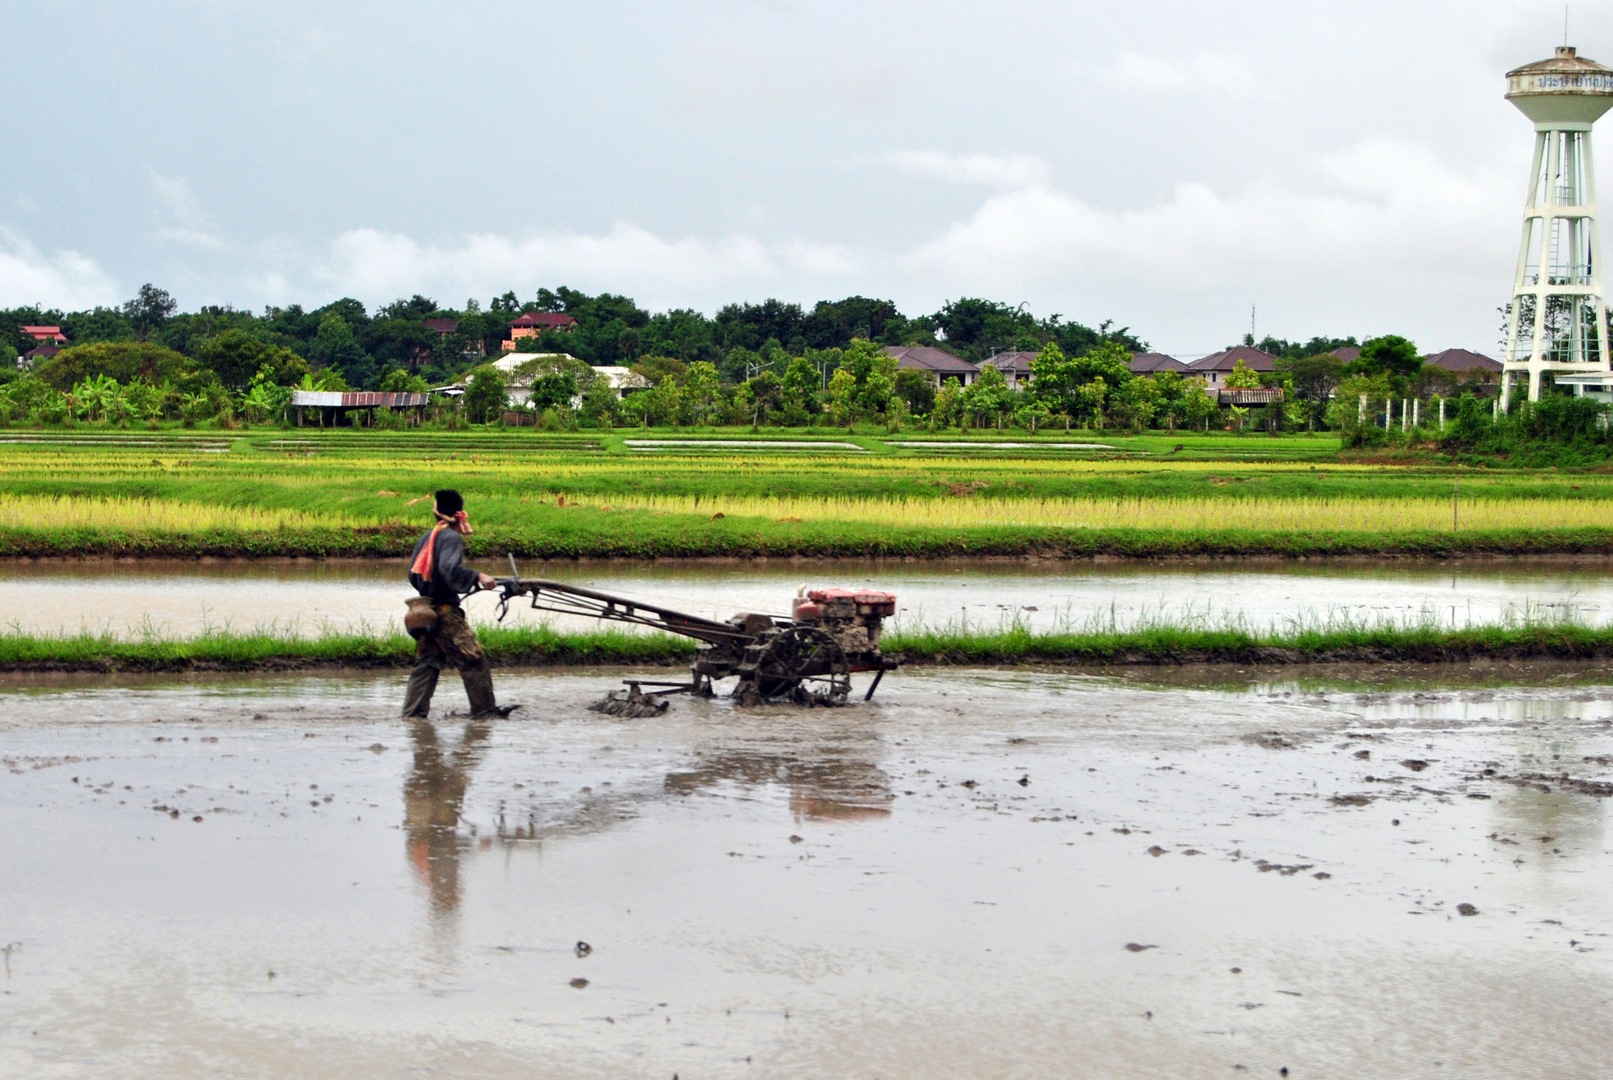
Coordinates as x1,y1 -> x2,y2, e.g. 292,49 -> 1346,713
1,427 -> 1610,559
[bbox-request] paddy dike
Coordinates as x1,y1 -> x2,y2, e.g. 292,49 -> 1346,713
2,668 -> 1611,1078
8,524 -> 1613,561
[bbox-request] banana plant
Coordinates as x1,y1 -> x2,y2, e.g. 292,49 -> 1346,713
71,374 -> 121,423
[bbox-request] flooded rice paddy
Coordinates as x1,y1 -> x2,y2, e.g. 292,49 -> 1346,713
7,557 -> 1613,639
2,664 -> 1611,1077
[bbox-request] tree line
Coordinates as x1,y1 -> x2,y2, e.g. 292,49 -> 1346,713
3,284 -> 1145,392
0,283 -> 1502,433
459,336 -> 1496,438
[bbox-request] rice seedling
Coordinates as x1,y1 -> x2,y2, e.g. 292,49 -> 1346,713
0,493 -> 360,531
545,492 -> 1613,532
3,427 -> 1613,558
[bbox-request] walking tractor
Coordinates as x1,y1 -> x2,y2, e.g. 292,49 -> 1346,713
490,558 -> 899,713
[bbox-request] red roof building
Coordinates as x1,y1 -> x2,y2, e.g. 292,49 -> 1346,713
511,312 -> 578,331
504,312 -> 580,351
1187,345 -> 1278,388
19,325 -> 67,345
424,317 -> 460,335
883,345 -> 979,386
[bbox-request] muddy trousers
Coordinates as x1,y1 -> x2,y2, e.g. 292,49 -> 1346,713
402,604 -> 499,718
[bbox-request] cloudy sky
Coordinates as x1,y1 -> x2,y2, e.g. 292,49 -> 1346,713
1,0 -> 1606,355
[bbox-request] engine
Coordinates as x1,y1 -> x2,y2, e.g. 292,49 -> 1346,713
791,587 -> 897,662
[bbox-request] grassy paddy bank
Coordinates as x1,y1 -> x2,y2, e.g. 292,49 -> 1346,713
6,519 -> 1613,560
8,618 -> 1613,673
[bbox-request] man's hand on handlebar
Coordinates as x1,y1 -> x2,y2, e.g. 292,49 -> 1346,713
477,572 -> 497,590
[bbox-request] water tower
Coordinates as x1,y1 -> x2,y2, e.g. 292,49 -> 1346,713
1500,45 -> 1613,408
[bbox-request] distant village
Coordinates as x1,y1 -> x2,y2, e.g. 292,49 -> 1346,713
3,290 -> 1504,431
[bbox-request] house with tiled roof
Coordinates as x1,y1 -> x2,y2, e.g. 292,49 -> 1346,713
1187,345 -> 1278,389
979,350 -> 1036,390
1424,348 -> 1503,391
19,345 -> 59,370
1424,348 -> 1502,375
883,345 -> 978,386
1128,352 -> 1188,375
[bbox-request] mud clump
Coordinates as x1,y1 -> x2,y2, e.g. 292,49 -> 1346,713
1330,794 -> 1372,807
1244,732 -> 1300,751
1495,772 -> 1613,798
1123,942 -> 1157,953
1400,759 -> 1431,772
590,685 -> 670,718
1457,903 -> 1479,917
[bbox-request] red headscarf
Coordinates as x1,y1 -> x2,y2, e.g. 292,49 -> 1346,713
409,510 -> 473,581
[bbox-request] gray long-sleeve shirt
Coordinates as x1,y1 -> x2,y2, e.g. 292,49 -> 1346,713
408,526 -> 481,605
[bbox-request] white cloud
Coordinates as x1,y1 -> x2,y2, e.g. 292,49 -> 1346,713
674,51 -> 907,115
312,224 -> 862,308
287,136 -> 1512,352
1102,50 -> 1264,100
0,229 -> 120,310
895,138 -> 1514,351
149,172 -> 223,250
886,151 -> 1051,191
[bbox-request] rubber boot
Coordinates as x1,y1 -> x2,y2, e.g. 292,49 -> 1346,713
402,662 -> 440,718
461,663 -> 517,718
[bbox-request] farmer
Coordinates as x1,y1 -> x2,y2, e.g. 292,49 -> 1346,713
401,489 -> 516,719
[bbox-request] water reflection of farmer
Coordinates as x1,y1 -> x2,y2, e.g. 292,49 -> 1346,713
404,716 -> 492,919
665,742 -> 893,822
402,489 -> 516,720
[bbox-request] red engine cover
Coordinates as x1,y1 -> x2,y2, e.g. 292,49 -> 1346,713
807,588 -> 897,616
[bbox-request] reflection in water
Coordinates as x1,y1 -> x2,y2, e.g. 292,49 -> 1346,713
404,717 -> 495,923
402,716 -> 622,944
665,736 -> 893,822
1492,697 -> 1608,858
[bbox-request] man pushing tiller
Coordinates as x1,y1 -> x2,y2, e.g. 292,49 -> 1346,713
401,489 -> 518,719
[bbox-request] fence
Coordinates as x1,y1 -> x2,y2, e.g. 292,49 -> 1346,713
1356,395 -> 1498,432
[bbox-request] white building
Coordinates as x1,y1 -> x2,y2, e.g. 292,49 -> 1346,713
465,354 -> 648,406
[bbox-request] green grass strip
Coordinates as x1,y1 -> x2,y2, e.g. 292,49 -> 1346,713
8,522 -> 1613,559
890,622 -> 1613,665
6,621 -> 1613,673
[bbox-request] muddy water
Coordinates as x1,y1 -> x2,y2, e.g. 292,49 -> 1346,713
2,667 -> 1611,1078
7,557 -> 1613,638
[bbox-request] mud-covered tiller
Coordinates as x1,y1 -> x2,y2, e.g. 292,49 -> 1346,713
489,557 -> 900,715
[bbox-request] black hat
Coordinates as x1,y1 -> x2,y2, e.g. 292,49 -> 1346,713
433,489 -> 464,515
